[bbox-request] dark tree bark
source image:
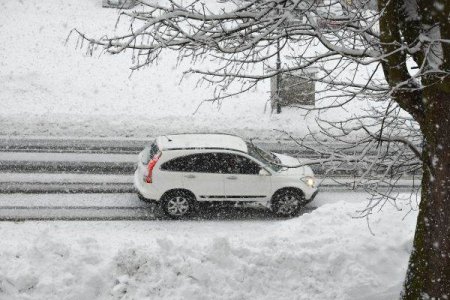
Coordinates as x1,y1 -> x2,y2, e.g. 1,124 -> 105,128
378,0 -> 450,297
402,77 -> 450,299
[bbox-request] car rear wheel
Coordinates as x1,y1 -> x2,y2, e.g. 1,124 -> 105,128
271,189 -> 305,217
161,190 -> 195,219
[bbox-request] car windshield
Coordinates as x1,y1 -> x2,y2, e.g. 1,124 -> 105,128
246,142 -> 283,172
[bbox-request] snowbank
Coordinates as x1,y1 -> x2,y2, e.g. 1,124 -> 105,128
0,200 -> 416,299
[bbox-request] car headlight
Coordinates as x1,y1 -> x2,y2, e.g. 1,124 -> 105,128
302,176 -> 315,188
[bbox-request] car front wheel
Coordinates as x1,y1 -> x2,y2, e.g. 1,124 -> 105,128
271,189 -> 306,217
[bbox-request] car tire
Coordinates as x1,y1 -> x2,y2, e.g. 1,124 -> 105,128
161,190 -> 195,219
271,189 -> 306,217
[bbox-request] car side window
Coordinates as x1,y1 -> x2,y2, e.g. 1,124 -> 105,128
192,153 -> 220,173
160,155 -> 189,172
160,153 -> 220,173
218,153 -> 261,175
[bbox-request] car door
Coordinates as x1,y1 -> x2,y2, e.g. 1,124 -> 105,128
161,152 -> 226,201
219,153 -> 271,201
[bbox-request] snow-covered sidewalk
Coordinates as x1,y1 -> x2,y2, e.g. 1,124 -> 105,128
0,195 -> 416,299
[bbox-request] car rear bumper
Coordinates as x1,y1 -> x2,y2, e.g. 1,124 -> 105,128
134,170 -> 159,201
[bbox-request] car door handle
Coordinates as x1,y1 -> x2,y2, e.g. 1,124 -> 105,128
184,174 -> 196,179
226,176 -> 238,180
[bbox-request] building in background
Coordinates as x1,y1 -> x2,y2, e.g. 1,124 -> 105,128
102,0 -> 135,9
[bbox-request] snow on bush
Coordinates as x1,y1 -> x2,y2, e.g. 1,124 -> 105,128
0,201 -> 415,299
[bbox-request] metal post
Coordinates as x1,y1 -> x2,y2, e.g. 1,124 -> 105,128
276,31 -> 282,114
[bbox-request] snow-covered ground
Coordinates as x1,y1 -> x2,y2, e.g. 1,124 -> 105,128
0,0 -> 295,139
0,0 -> 377,139
0,192 -> 417,300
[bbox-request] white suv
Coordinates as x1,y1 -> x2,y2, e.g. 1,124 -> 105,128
134,133 -> 318,218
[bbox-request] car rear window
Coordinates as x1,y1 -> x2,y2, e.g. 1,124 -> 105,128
141,141 -> 159,164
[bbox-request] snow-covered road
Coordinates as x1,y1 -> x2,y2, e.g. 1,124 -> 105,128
0,191 -> 358,221
0,136 -> 312,155
0,137 -> 420,195
0,137 -> 419,220
0,137 -> 317,176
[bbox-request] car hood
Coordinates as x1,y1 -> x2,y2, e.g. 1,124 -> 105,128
273,153 -> 314,177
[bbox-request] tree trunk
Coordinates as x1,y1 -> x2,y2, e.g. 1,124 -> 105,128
402,79 -> 450,299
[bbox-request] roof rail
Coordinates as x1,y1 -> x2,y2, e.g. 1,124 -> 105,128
162,147 -> 248,155
163,132 -> 241,138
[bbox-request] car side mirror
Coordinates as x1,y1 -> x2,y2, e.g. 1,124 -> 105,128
259,168 -> 271,176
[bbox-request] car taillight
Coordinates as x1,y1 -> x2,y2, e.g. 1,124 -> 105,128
145,152 -> 161,183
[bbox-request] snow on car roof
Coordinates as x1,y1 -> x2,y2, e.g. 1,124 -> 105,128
157,133 -> 248,153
